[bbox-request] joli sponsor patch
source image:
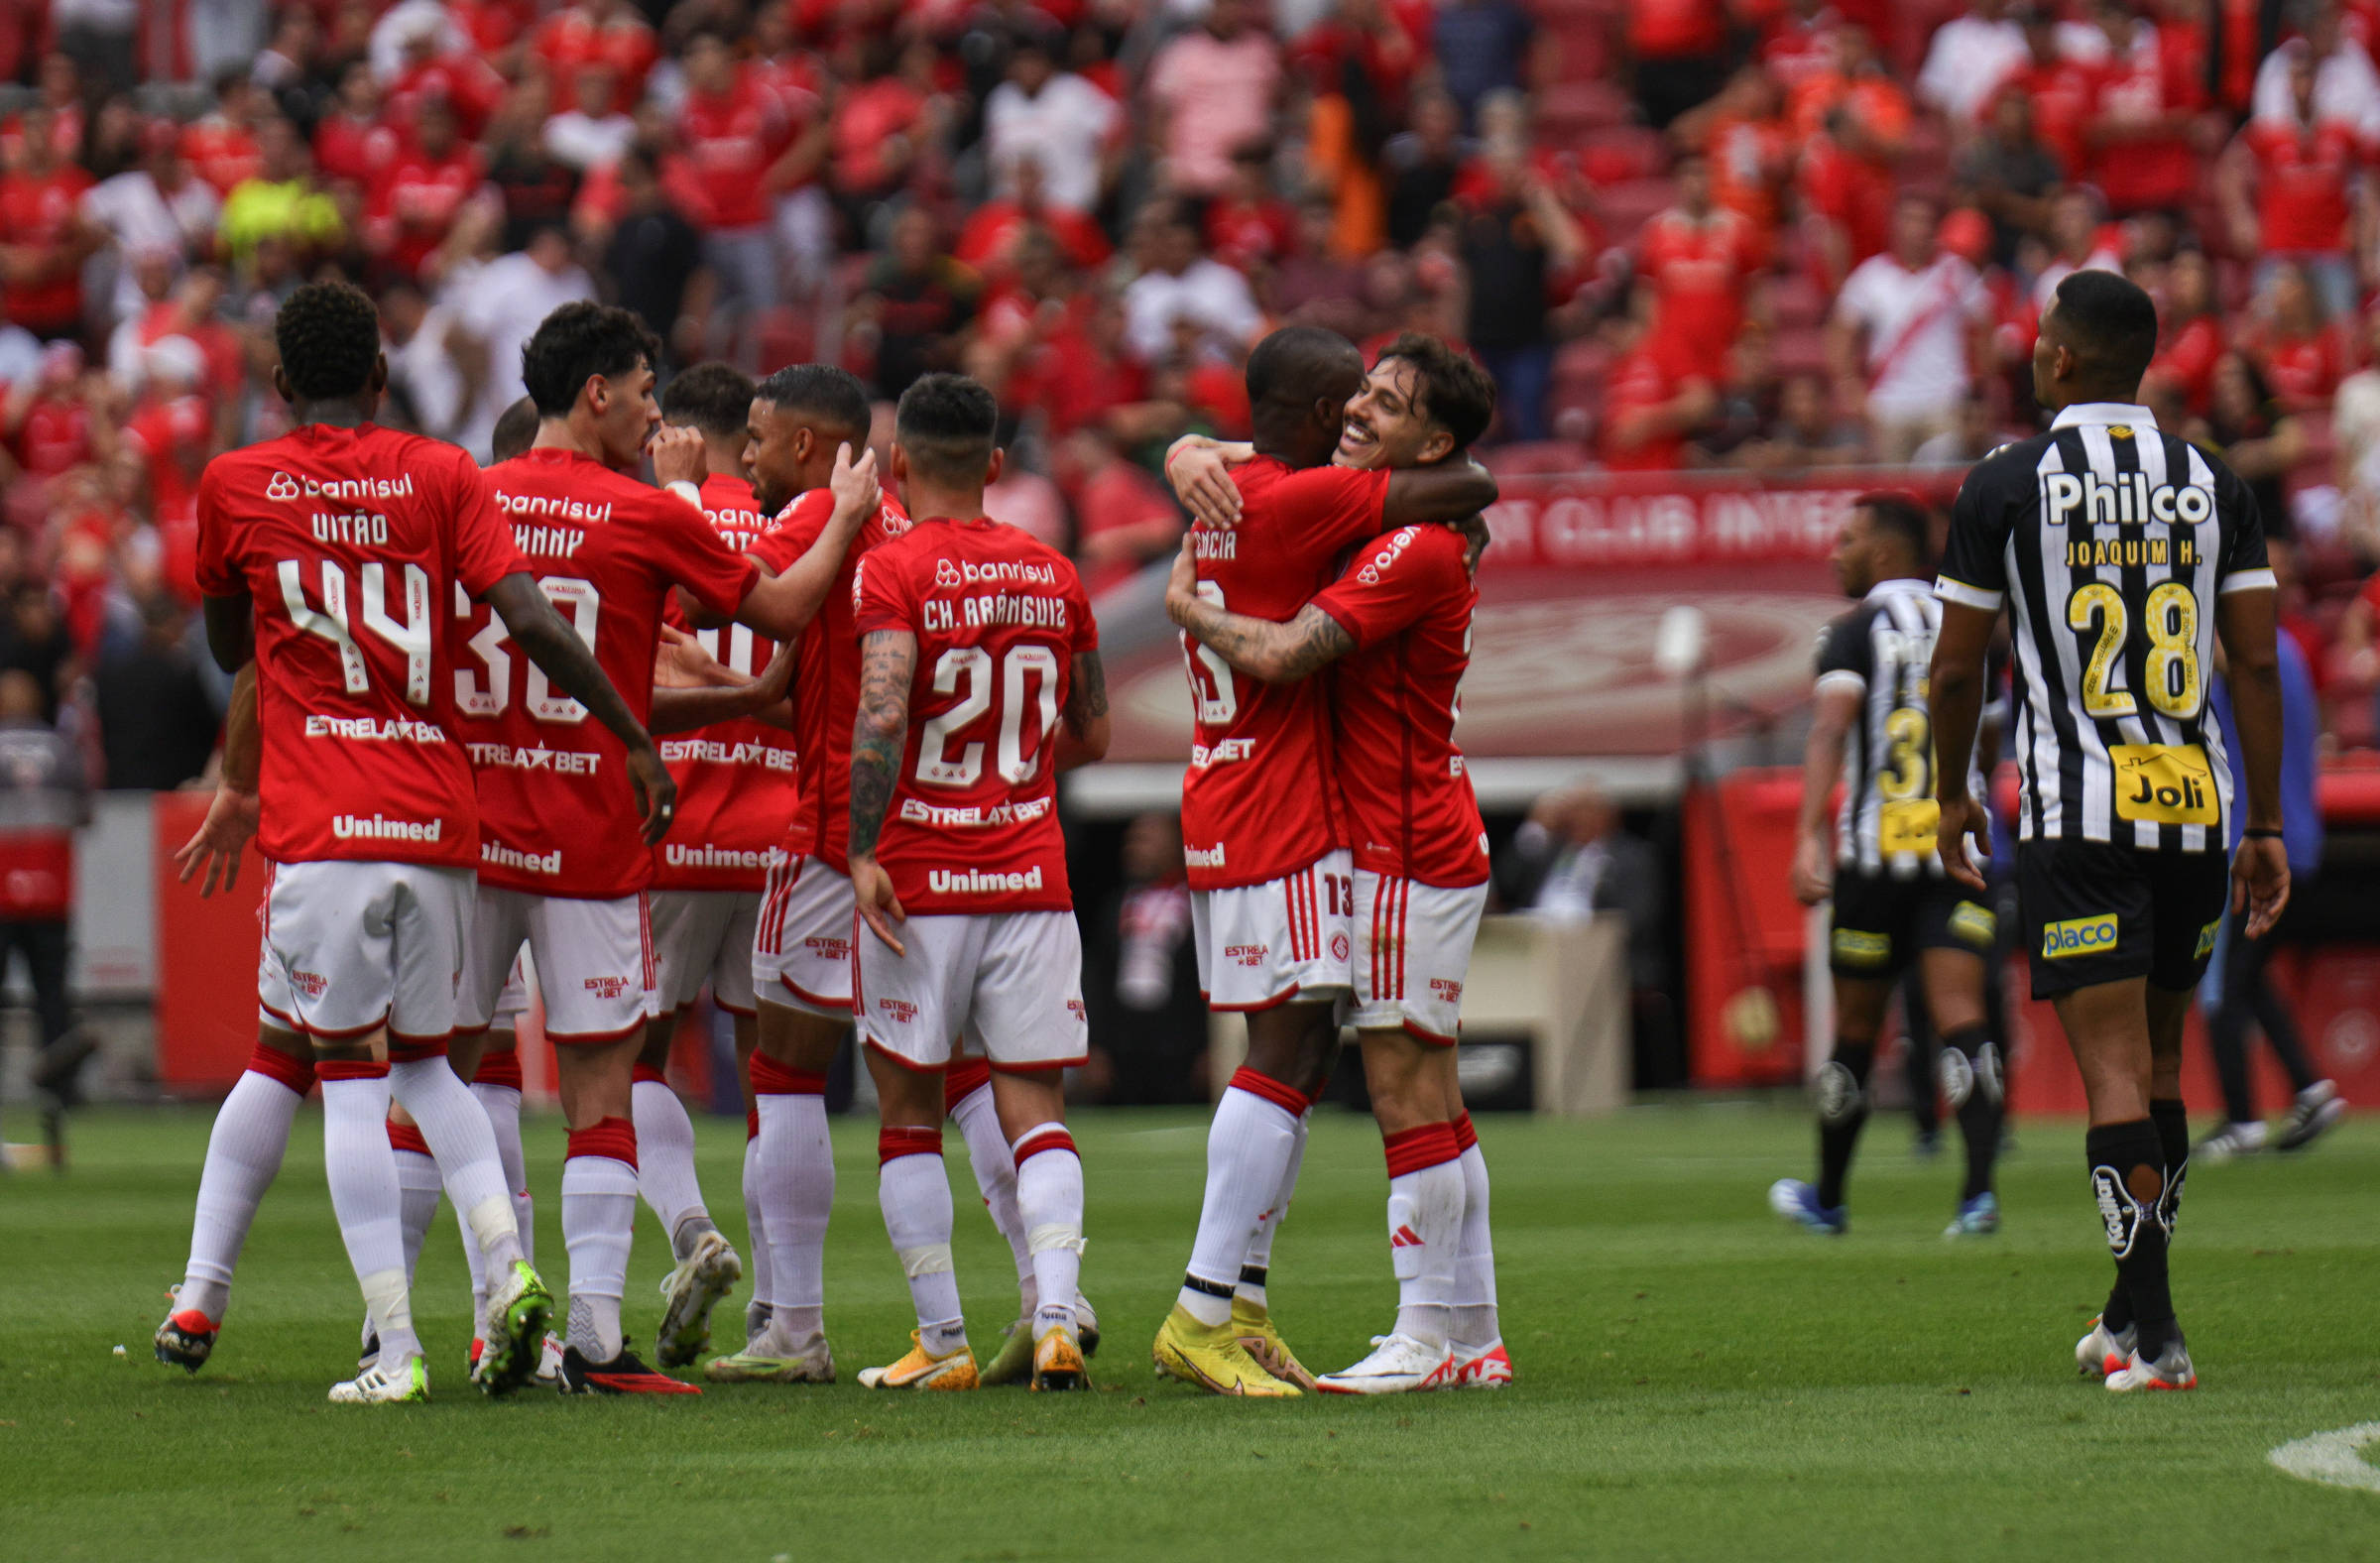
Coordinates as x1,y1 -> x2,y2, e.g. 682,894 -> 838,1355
2111,744 -> 2219,827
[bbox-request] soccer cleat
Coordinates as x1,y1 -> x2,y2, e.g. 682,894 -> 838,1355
557,1339 -> 702,1395
1151,1305 -> 1300,1397
1768,1178 -> 1847,1235
2076,1315 -> 2136,1378
1944,1191 -> 2001,1238
2275,1081 -> 2345,1152
1231,1297 -> 1319,1391
1076,1291 -> 1101,1358
1316,1333 -> 1458,1395
1451,1340 -> 1514,1388
979,1320 -> 1035,1386
857,1331 -> 978,1390
1030,1328 -> 1087,1392
654,1230 -> 743,1368
154,1298 -> 218,1373
744,1299 -> 773,1350
2105,1337 -> 2197,1392
465,1337 -> 484,1378
2192,1122 -> 2265,1163
475,1260 -> 555,1397
704,1333 -> 836,1384
533,1334 -> 564,1389
329,1354 -> 429,1404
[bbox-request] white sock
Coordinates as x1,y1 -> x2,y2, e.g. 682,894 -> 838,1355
470,1078 -> 533,1265
389,1058 -> 523,1275
393,1146 -> 442,1288
1237,1107 -> 1308,1313
178,1062 -> 305,1322
1012,1125 -> 1084,1342
754,1084 -> 832,1349
632,1075 -> 715,1261
741,1126 -> 774,1310
322,1069 -> 420,1364
1383,1128 -> 1465,1351
952,1079 -> 1035,1313
1453,1140 -> 1499,1350
1178,1077 -> 1301,1327
561,1125 -> 639,1362
879,1140 -> 964,1357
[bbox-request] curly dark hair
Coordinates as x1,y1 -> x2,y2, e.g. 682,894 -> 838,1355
1374,332 -> 1497,452
520,301 -> 661,418
893,373 -> 999,484
661,362 -> 758,440
274,280 -> 382,404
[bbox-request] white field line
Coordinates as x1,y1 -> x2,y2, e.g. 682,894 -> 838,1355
2270,1423 -> 2380,1493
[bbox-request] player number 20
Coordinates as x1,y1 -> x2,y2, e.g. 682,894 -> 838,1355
916,644 -> 1060,788
2066,580 -> 2201,720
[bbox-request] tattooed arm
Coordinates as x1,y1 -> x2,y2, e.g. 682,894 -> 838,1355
847,626 -> 916,953
1162,537 -> 1353,683
1052,650 -> 1111,774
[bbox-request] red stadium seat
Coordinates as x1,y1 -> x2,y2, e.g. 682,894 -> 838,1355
1770,325 -> 1831,378
1768,273 -> 1828,331
1538,80 -> 1634,138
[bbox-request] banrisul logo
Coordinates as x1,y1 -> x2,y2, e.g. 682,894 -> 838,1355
2043,913 -> 2118,960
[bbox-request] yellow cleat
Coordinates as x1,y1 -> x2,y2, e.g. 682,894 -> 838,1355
1151,1305 -> 1301,1397
1232,1297 -> 1320,1392
1030,1328 -> 1087,1391
856,1331 -> 978,1390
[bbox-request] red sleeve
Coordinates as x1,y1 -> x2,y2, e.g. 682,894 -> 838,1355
748,488 -> 833,573
850,545 -> 914,636
1308,525 -> 1463,649
193,463 -> 242,598
1270,464 -> 1392,573
651,489 -> 760,616
447,450 -> 529,597
1064,561 -> 1098,655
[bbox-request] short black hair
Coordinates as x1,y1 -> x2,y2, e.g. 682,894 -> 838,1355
755,362 -> 870,434
1854,492 -> 1935,572
1247,325 -> 1362,409
2053,268 -> 2160,389
520,301 -> 660,418
274,280 -> 381,403
894,373 -> 999,484
662,362 -> 757,440
1375,332 -> 1497,451
491,396 -> 539,464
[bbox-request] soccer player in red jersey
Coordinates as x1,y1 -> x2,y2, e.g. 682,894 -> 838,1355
164,281 -> 669,1403
446,303 -> 876,1394
1167,337 -> 1507,1394
843,374 -> 1110,1391
1147,325 -> 1495,1397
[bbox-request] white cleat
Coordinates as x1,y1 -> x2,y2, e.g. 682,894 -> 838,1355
329,1354 -> 428,1403
2105,1338 -> 2197,1392
2076,1315 -> 2136,1379
1450,1339 -> 1513,1388
1315,1333 -> 1458,1395
656,1230 -> 743,1369
533,1334 -> 565,1389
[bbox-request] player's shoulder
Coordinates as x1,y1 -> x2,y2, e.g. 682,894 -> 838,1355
1958,431 -> 2058,498
1346,521 -> 1467,587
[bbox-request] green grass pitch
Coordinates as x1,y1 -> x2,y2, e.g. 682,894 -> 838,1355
7,1102 -> 2379,1561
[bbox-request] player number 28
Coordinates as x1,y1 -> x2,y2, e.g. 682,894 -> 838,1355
916,644 -> 1060,789
2066,580 -> 2201,720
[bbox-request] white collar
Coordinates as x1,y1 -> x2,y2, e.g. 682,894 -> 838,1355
2050,402 -> 2158,431
1865,576 -> 1930,604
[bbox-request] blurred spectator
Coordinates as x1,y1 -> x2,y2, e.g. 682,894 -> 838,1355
1601,299 -> 1719,471
544,64 -> 638,174
2226,42 -> 2364,320
2086,0 -> 2205,219
1793,24 -> 1912,280
95,596 -> 220,789
2245,261 -> 2348,414
0,109 -> 100,342
1675,66 -> 1790,265
1061,430 -> 1184,593
1502,782 -> 1667,995
381,280 -> 483,446
0,665 -> 90,1125
856,205 -> 978,400
1636,152 -> 1760,386
600,151 -> 711,366
1435,0 -> 1535,126
1830,193 -> 1993,463
219,116 -> 342,270
2250,0 -> 2380,134
2030,187 -> 2124,312
1626,0 -> 1729,129
1957,90 -> 2064,268
456,219 -> 595,458
1145,0 -> 1282,195
1461,135 -> 1588,441
2148,248 -> 2226,415
1988,6 -> 2102,176
1734,369 -> 1864,469
366,96 -> 485,281
984,27 -> 1120,215
53,0 -> 139,98
181,72 -> 267,198
2188,350 -> 2308,541
81,123 -> 221,327
676,30 -> 793,322
956,157 -> 1112,275
0,583 -> 75,723
1122,201 -> 1262,364
1911,390 -> 2003,466
1083,811 -> 1205,1106
1917,0 -> 2029,125
1383,88 -> 1469,250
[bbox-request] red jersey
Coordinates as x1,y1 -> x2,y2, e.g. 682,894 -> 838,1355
1995,59 -> 2101,174
851,517 -> 1096,914
0,167 -> 92,333
1600,345 -> 1694,472
2090,30 -> 2202,213
454,449 -> 756,899
181,119 -> 263,196
194,423 -> 527,870
14,394 -> 90,478
1311,525 -> 1488,888
653,471 -> 797,892
747,486 -> 912,873
535,9 -> 659,111
2247,120 -> 2360,253
1637,206 -> 1758,382
1181,458 -> 1391,891
676,70 -> 789,231
368,147 -> 484,279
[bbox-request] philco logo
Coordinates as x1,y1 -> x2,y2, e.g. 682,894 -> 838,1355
583,975 -> 632,1000
876,997 -> 918,1024
2043,914 -> 2118,960
2043,470 -> 2212,527
935,559 -> 963,588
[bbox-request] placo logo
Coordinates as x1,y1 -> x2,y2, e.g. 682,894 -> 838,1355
1831,928 -> 1891,967
2043,914 -> 2118,960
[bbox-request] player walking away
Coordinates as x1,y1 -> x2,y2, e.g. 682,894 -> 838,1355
1771,494 -> 2009,1240
1150,325 -> 1496,1398
446,302 -> 877,1395
166,280 -> 668,1402
845,373 -> 1110,1392
1930,270 -> 2291,1392
1164,335 -> 1509,1394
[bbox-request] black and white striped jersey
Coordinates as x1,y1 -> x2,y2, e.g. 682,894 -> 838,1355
1937,402 -> 2275,855
1816,577 -> 1981,876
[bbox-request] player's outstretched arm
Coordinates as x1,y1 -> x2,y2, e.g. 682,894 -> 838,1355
1792,679 -> 1859,906
1053,650 -> 1111,773
736,443 -> 881,640
176,661 -> 260,899
485,571 -> 679,844
648,627 -> 796,735
2217,583 -> 2293,937
1927,599 -> 1998,893
1382,458 -> 1498,530
848,626 -> 915,955
1163,535 -> 1351,682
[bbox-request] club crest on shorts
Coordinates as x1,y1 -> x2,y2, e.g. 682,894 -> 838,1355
1331,931 -> 1351,962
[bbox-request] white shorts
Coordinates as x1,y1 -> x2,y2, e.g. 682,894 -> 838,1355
458,885 -> 657,1043
752,855 -> 856,1018
491,955 -> 531,1028
1351,872 -> 1489,1042
255,859 -> 475,1048
650,889 -> 762,1015
855,910 -> 1088,1073
1191,849 -> 1355,1011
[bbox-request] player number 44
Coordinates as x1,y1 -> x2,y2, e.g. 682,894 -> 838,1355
279,558 -> 432,705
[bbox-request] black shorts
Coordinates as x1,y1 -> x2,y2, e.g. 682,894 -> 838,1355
1828,871 -> 1997,979
2015,839 -> 2230,1000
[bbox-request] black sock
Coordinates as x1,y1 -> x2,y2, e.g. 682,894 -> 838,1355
2085,1119 -> 2174,1359
1942,1024 -> 2004,1204
1815,1042 -> 1873,1210
2150,1098 -> 2189,1238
